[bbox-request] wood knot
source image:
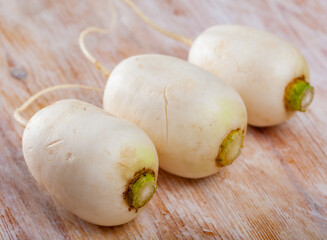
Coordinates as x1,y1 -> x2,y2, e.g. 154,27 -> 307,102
6,52 -> 28,81
10,67 -> 28,80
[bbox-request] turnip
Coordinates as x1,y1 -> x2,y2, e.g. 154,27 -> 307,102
80,32 -> 247,178
103,54 -> 246,178
14,89 -> 158,226
189,25 -> 314,126
122,0 -> 314,127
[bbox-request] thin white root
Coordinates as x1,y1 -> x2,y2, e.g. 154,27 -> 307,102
121,0 -> 193,47
79,28 -> 112,77
14,84 -> 104,128
79,0 -> 117,77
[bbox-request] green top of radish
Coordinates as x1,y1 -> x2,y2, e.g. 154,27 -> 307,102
285,78 -> 314,112
216,129 -> 244,166
124,169 -> 157,209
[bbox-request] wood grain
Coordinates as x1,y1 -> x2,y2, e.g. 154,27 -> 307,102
1,0 -> 326,239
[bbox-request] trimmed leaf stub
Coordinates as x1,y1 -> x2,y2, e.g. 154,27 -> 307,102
216,129 -> 244,167
285,78 -> 314,112
125,170 -> 157,210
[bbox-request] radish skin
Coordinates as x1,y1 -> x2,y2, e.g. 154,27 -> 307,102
189,25 -> 313,127
23,99 -> 158,226
120,0 -> 314,127
103,54 -> 247,178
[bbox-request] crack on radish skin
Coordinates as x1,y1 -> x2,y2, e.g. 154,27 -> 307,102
46,139 -> 63,148
118,162 -> 129,169
163,87 -> 169,143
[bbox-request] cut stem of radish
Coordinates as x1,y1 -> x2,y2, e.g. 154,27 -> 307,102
216,129 -> 244,166
125,170 -> 157,209
285,79 -> 314,112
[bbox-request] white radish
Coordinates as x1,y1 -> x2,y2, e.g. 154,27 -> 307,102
16,97 -> 158,226
102,54 -> 247,178
188,25 -> 313,126
122,0 -> 314,127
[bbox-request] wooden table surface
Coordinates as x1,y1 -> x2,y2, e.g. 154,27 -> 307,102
1,0 -> 327,239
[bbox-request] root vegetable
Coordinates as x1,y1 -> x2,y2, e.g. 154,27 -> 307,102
20,99 -> 158,226
102,54 -> 247,178
188,25 -> 314,126
122,0 -> 314,127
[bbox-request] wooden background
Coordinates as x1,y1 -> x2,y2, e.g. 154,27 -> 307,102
0,0 -> 326,239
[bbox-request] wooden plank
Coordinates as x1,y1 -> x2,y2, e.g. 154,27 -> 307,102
0,0 -> 326,239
